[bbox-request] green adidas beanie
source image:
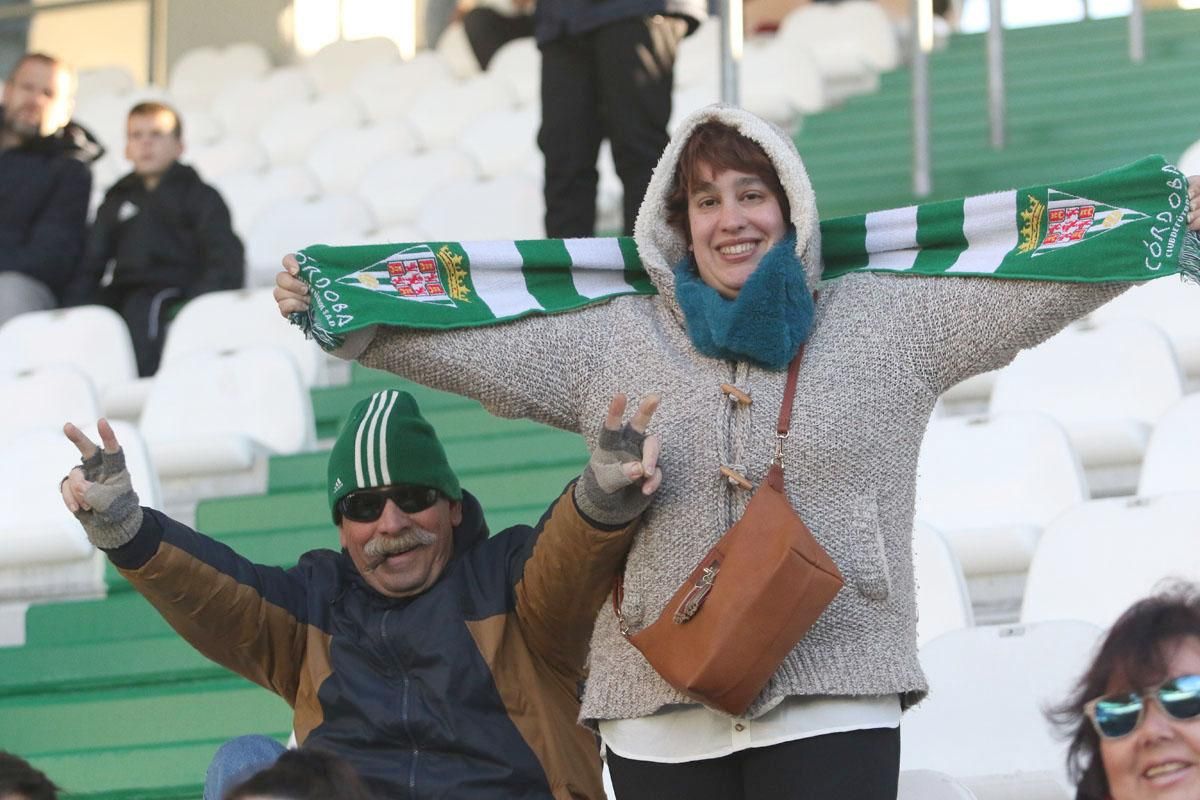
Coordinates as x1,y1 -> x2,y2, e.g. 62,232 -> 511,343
327,390 -> 462,522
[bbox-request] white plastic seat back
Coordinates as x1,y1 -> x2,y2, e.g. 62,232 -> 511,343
0,306 -> 138,395
1021,493 -> 1200,627
140,348 -> 314,478
488,38 -> 539,107
351,54 -> 457,123
990,320 -> 1184,469
258,94 -> 366,166
837,0 -> 901,71
213,164 -> 321,235
915,413 -> 1086,575
674,20 -> 720,91
0,368 -> 100,448
456,106 -> 538,179
912,522 -> 973,645
77,66 -> 135,97
0,421 -> 158,566
357,149 -> 477,227
902,621 -> 1103,799
1138,395 -> 1200,497
305,37 -> 401,96
417,173 -> 542,240
1178,138 -> 1200,177
186,137 -> 268,180
170,43 -> 271,104
245,194 -> 375,286
304,122 -> 418,193
898,771 -> 980,800
740,37 -> 826,123
436,20 -> 483,79
210,68 -> 314,138
403,72 -> 516,148
160,288 -> 326,387
1090,278 -> 1200,380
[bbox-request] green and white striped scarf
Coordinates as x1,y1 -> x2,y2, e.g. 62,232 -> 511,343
293,156 -> 1198,351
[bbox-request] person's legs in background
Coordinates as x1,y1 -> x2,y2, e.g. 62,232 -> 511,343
594,15 -> 685,236
0,272 -> 55,326
203,734 -> 286,800
538,33 -> 604,238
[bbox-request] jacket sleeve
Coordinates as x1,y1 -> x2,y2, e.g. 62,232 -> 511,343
4,157 -> 91,290
881,273 -> 1129,395
355,299 -> 619,434
107,508 -> 311,705
62,190 -> 117,306
510,485 -> 638,679
186,183 -> 245,298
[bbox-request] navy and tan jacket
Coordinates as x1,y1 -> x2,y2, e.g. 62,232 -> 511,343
107,486 -> 636,798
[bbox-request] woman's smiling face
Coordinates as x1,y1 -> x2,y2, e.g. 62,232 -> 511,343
686,162 -> 787,300
1101,636 -> 1200,800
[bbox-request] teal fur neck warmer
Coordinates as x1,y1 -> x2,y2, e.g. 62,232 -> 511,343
672,231 -> 814,370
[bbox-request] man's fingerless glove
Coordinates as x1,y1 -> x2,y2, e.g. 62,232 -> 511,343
574,423 -> 655,527
70,447 -> 143,550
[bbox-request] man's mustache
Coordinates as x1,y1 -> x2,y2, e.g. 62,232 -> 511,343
362,528 -> 438,571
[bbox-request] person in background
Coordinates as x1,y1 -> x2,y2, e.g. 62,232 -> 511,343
1051,583 -> 1200,800
0,52 -> 101,326
66,101 -> 243,376
0,751 -> 58,800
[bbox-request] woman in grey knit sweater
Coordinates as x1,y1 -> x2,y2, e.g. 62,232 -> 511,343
276,105 -> 1200,798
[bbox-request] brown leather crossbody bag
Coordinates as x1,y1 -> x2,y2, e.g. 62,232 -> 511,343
613,347 -> 844,716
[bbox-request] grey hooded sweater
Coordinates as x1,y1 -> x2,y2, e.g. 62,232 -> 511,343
349,105 -> 1124,721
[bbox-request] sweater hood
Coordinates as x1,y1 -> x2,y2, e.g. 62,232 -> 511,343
632,104 -> 821,323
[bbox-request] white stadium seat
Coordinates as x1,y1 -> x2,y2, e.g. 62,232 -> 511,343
159,288 -> 328,387
304,36 -> 402,96
989,319 -> 1184,492
417,173 -> 543,240
488,37 -> 539,107
776,4 -> 880,102
1138,394 -> 1200,497
456,106 -> 538,179
902,621 -> 1103,800
186,136 -> 269,180
740,36 -> 826,124
1178,138 -> 1200,177
837,0 -> 902,71
0,422 -> 158,598
245,194 -> 376,286
212,163 -> 321,236
435,21 -> 482,79
915,413 -> 1087,576
912,522 -> 974,645
402,72 -> 517,148
257,93 -> 366,166
0,368 -> 100,448
350,54 -> 457,124
170,42 -> 271,104
674,20 -> 720,92
356,149 -> 477,227
77,66 -> 135,97
210,67 -> 314,139
139,347 -> 315,480
1021,492 -> 1200,627
0,306 -> 138,410
364,223 -> 428,246
1090,277 -> 1200,383
304,121 -> 418,193
898,771 -> 980,800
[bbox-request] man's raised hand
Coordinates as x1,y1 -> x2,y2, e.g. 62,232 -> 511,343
574,393 -> 664,527
61,419 -> 143,549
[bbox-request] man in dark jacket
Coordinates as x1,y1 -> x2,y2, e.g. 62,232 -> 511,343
61,388 -> 663,799
67,101 -> 243,376
535,0 -> 706,238
0,52 -> 101,326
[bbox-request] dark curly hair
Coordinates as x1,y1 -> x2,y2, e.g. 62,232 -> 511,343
1047,582 -> 1200,800
0,751 -> 59,800
224,748 -> 374,800
664,121 -> 790,245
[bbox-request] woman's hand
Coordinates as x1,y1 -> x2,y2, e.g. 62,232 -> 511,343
274,254 -> 311,319
574,393 -> 664,527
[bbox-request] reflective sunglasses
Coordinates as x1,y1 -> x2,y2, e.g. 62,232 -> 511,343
337,485 -> 440,522
1084,673 -> 1200,739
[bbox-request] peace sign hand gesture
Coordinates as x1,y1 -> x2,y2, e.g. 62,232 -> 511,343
574,393 -> 664,527
61,419 -> 143,550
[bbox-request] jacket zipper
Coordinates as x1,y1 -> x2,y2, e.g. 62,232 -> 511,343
380,608 -> 420,798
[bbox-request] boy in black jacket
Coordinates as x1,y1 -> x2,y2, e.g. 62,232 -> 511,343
69,101 -> 244,376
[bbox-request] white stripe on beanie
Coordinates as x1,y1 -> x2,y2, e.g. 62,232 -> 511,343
377,390 -> 400,486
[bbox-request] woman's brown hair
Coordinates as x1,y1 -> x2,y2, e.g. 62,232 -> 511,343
1047,582 -> 1200,799
665,121 -> 791,243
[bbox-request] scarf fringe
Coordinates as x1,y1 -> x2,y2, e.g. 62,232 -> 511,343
290,309 -> 342,351
1180,231 -> 1200,287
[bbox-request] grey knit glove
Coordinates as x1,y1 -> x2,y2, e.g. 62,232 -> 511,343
574,423 -> 655,527
67,445 -> 143,550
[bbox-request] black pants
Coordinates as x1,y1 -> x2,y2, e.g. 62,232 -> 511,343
606,727 -> 901,800
538,15 -> 686,238
99,284 -> 183,377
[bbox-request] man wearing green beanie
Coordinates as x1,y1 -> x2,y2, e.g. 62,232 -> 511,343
60,389 -> 663,799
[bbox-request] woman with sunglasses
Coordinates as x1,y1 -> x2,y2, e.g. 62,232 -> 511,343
1051,583 -> 1200,800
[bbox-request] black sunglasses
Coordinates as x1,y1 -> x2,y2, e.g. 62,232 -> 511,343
337,485 -> 440,522
1084,673 -> 1200,739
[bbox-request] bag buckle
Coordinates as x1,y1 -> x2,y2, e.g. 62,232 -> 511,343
773,432 -> 789,466
674,560 -> 721,624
